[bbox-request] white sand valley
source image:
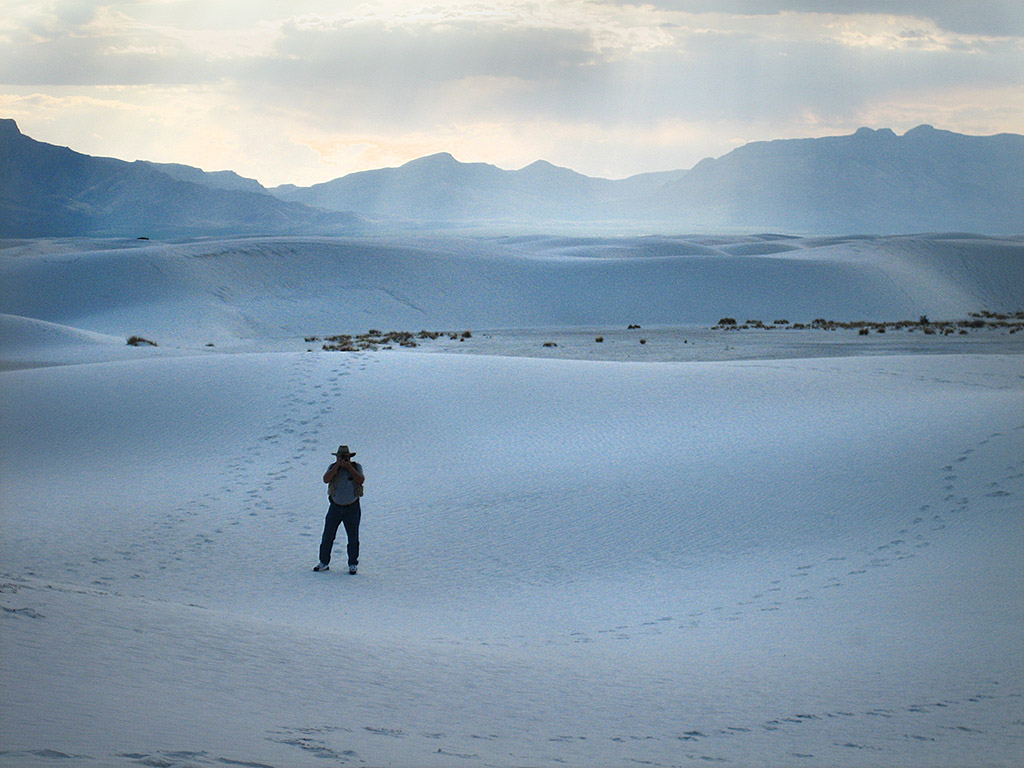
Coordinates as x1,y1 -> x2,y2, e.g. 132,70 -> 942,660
1,235 -> 1022,767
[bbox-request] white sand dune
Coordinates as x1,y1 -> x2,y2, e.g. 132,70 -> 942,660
1,235 -> 1022,767
2,234 -> 1022,345
0,313 -> 173,369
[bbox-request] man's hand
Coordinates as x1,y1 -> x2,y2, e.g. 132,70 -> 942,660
324,458 -> 364,486
323,462 -> 342,484
342,461 -> 365,486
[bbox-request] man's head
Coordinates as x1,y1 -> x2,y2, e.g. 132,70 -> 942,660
333,445 -> 355,459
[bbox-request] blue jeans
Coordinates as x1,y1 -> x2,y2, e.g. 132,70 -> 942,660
319,499 -> 360,566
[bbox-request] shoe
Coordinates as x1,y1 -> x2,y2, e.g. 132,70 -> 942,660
313,562 -> 330,572
348,564 -> 358,574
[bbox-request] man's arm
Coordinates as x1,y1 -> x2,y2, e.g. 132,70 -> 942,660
323,463 -> 337,484
346,461 -> 365,486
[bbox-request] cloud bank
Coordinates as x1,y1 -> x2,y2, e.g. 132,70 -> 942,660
1,1 -> 1021,185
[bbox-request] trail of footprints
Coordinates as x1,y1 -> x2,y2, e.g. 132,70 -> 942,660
5,417 -> 1021,768
568,423 -> 1024,643
256,425 -> 1024,766
146,352 -> 373,574
3,687 -> 1017,768
9,345 -> 359,588
261,686 -> 1020,767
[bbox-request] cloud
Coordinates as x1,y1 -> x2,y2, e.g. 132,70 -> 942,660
0,35 -> 223,86
0,1 -> 278,85
1,1 -> 1021,183
221,7 -> 1021,135
601,1 -> 1024,36
267,18 -> 599,84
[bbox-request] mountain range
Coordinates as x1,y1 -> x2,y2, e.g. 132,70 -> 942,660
2,118 -> 1022,237
0,119 -> 361,238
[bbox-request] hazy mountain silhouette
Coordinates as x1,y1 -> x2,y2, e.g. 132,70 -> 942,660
270,153 -> 667,223
652,126 -> 1024,234
3,118 -> 1022,236
269,126 -> 1023,234
138,161 -> 267,195
0,119 -> 362,237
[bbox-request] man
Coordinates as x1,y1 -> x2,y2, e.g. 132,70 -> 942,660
314,445 -> 365,574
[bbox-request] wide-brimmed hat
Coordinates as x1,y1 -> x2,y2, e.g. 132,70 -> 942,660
332,445 -> 356,458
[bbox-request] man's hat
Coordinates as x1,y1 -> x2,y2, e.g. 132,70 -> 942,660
333,445 -> 356,458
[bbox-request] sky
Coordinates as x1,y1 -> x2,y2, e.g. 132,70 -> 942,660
1,1 -> 1022,187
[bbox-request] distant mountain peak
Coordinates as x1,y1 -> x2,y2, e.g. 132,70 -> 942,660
402,152 -> 459,168
520,159 -> 568,174
1,118 -> 22,137
854,126 -> 897,139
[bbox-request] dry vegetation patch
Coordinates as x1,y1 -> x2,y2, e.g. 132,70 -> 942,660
711,311 -> 1024,335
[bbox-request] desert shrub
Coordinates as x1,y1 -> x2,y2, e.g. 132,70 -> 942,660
595,336 -> 604,343
543,342 -> 558,347
639,338 -> 647,345
859,328 -> 870,335
628,324 -> 642,329
127,335 -> 157,347
717,317 -> 737,326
